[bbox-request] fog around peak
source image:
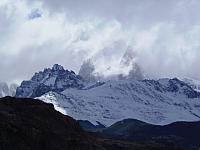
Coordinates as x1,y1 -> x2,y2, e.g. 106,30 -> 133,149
1,0 -> 200,84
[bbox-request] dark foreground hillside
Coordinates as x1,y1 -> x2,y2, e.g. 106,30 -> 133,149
0,97 -> 177,150
95,119 -> 200,150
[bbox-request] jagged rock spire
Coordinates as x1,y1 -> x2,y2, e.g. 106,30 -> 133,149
120,46 -> 137,66
78,59 -> 96,83
0,82 -> 18,97
52,64 -> 64,71
16,64 -> 83,98
0,82 -> 9,97
120,46 -> 144,80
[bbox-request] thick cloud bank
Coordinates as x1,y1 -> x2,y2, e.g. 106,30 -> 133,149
0,0 -> 200,84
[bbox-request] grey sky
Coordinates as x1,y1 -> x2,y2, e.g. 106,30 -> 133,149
0,0 -> 200,84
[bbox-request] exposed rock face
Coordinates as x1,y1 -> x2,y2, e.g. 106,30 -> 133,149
182,78 -> 200,92
120,46 -> 136,66
120,47 -> 144,80
147,78 -> 200,98
78,47 -> 144,82
78,59 -> 97,83
128,63 -> 144,80
0,82 -> 9,97
16,64 -> 84,98
9,83 -> 19,96
0,82 -> 18,97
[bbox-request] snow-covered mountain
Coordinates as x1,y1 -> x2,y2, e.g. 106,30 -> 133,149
16,64 -> 84,98
78,47 -> 144,82
119,46 -> 144,80
38,77 -> 200,126
78,59 -> 97,83
0,82 -> 18,97
9,83 -> 19,97
16,63 -> 200,127
0,82 -> 9,97
182,78 -> 200,92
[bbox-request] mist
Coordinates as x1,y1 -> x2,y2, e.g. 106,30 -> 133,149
0,0 -> 200,84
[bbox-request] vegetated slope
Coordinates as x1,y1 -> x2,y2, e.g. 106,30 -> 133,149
0,97 -> 177,150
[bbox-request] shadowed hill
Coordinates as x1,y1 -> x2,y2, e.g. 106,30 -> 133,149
0,97 -> 178,150
0,97 -> 102,150
97,119 -> 200,150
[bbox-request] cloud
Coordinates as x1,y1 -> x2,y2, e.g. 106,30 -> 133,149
28,9 -> 42,20
134,23 -> 200,79
0,0 -> 129,83
35,0 -> 200,27
1,0 -> 200,84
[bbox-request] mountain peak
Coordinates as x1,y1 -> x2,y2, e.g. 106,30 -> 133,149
120,46 -> 136,66
16,65 -> 83,98
119,46 -> 144,80
0,82 -> 18,97
78,59 -> 96,83
52,64 -> 64,71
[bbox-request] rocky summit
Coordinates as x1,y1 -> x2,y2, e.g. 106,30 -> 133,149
16,64 -> 84,98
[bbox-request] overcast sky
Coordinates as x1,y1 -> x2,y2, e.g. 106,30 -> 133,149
1,0 -> 200,84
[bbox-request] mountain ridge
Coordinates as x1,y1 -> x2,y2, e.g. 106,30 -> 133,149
94,118 -> 200,150
15,64 -> 200,126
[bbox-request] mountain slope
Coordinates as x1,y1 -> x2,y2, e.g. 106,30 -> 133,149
0,97 -> 101,150
182,78 -> 200,92
16,64 -> 200,126
0,97 -> 177,150
79,59 -> 97,83
97,119 -> 200,150
38,78 -> 200,126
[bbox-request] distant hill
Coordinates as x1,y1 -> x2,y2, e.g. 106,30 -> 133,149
95,119 -> 200,150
